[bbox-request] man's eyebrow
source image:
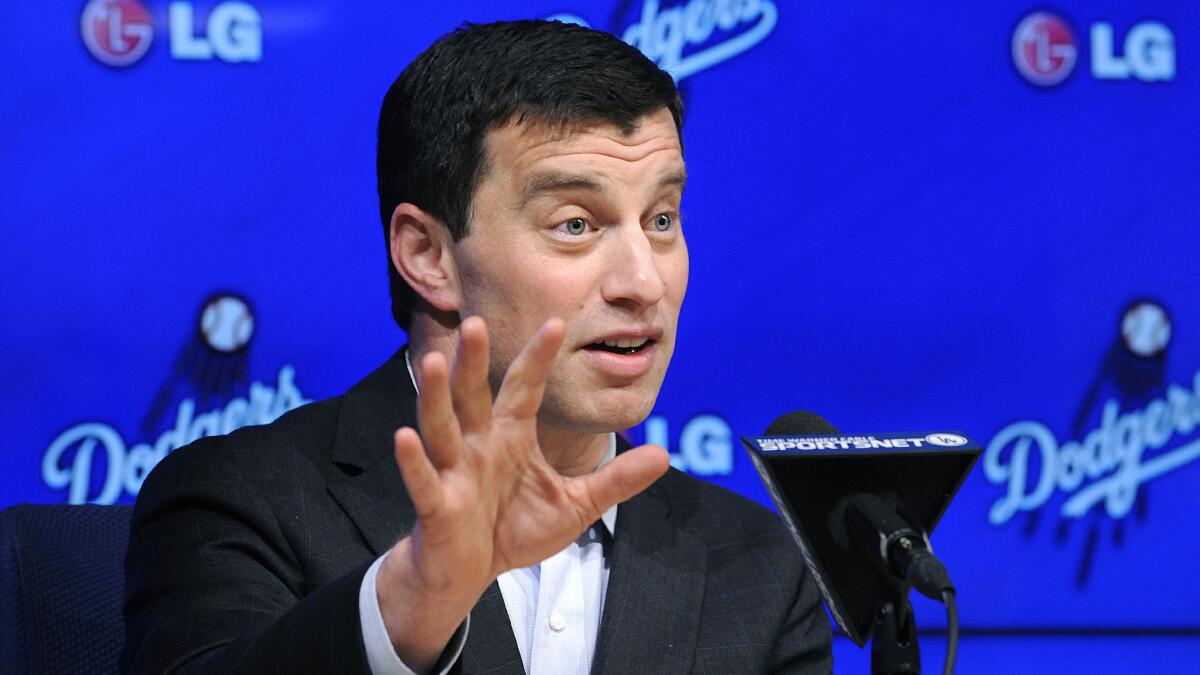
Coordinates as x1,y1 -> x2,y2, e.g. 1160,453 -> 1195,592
517,172 -> 604,208
657,169 -> 687,192
517,168 -> 687,208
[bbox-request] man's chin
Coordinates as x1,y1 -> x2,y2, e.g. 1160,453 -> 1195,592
541,390 -> 660,436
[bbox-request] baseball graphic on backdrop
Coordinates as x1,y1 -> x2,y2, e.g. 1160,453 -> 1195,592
1121,301 -> 1171,358
199,294 -> 255,353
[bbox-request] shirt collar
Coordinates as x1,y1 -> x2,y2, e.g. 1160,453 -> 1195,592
405,347 -> 618,536
597,435 -> 618,535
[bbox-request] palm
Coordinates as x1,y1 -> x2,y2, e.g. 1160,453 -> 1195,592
490,448 -> 598,571
392,317 -> 668,596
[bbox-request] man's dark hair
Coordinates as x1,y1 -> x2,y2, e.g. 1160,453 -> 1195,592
377,19 -> 684,330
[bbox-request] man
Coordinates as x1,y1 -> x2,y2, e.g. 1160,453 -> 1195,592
123,20 -> 831,674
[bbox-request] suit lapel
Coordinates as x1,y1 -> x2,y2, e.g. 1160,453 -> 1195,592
591,474 -> 707,674
327,452 -> 416,555
462,582 -> 525,674
326,349 -> 419,555
323,348 -> 525,673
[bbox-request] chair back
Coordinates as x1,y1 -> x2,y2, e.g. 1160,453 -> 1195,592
0,503 -> 133,675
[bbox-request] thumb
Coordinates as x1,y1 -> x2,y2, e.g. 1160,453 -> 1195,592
575,444 -> 670,518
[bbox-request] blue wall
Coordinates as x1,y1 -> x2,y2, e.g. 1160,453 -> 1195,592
3,1 -> 1198,670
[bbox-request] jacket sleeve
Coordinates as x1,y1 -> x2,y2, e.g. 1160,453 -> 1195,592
121,436 -> 375,674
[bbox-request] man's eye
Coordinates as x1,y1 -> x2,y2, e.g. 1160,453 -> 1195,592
651,213 -> 673,232
559,218 -> 588,236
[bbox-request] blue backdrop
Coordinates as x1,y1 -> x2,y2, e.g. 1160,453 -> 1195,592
3,1 -> 1198,672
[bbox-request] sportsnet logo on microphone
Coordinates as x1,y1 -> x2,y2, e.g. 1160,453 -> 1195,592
753,432 -> 974,454
983,300 -> 1200,587
40,292 -> 310,505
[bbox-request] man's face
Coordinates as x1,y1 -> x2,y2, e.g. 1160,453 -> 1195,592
451,107 -> 688,434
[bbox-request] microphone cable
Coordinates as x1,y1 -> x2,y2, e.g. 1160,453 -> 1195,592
941,588 -> 959,675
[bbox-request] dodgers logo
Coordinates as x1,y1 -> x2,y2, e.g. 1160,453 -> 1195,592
553,0 -> 778,81
983,300 -> 1198,586
622,0 -> 778,80
41,292 -> 310,504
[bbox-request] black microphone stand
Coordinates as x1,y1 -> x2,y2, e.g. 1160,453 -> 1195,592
871,582 -> 920,675
839,493 -> 958,674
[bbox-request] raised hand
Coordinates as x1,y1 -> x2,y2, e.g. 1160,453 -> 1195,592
377,316 -> 669,672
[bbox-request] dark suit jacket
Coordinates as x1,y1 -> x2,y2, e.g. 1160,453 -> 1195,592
122,350 -> 832,674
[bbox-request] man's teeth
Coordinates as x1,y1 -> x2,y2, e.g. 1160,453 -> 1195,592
599,337 -> 649,349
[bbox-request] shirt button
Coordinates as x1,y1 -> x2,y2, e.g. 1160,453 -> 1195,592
549,611 -> 566,632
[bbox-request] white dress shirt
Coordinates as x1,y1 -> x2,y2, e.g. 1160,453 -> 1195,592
357,350 -> 617,675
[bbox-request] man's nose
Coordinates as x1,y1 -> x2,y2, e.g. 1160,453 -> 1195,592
600,225 -> 667,311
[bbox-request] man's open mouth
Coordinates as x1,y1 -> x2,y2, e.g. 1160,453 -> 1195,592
584,337 -> 655,355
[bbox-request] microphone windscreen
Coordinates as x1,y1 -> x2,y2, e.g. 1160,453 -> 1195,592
745,414 -> 980,645
764,411 -> 840,436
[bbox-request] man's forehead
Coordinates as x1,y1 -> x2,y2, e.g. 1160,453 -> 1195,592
499,110 -> 661,137
481,109 -> 684,188
489,108 -> 679,154
514,166 -> 687,210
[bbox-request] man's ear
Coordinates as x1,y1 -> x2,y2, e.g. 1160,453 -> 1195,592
389,203 -> 460,313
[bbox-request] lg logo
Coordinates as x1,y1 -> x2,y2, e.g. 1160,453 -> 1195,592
1012,11 -> 1175,87
81,0 -> 154,67
81,0 -> 262,67
1090,22 -> 1174,82
1011,12 -> 1076,86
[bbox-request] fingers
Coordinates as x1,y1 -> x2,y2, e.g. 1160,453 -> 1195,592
450,316 -> 492,434
493,318 -> 565,419
572,444 -> 670,520
393,427 -> 443,519
416,351 -> 464,469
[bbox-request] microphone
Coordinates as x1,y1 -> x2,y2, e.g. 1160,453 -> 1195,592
745,412 -> 980,657
831,490 -> 953,601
